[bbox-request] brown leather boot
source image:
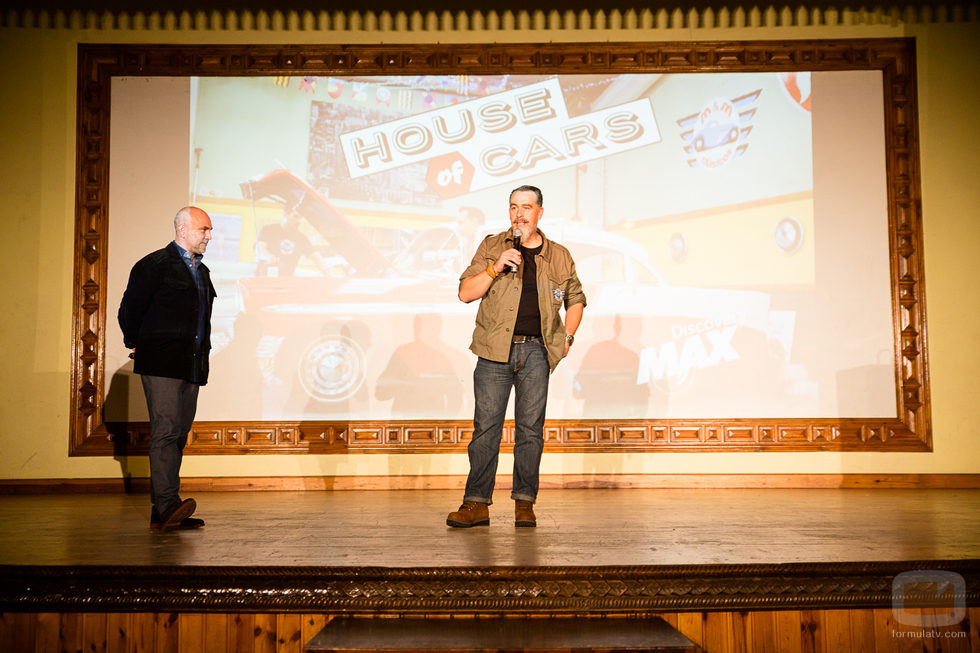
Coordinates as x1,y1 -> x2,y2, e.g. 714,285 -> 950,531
515,500 -> 536,527
446,501 -> 490,528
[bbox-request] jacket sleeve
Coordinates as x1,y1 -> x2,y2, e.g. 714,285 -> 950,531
459,234 -> 497,283
117,257 -> 156,349
563,258 -> 587,309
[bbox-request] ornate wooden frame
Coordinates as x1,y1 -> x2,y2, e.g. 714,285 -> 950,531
70,38 -> 929,456
3,560 -> 975,613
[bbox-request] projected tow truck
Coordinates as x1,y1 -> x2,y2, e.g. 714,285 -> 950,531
237,169 -> 796,418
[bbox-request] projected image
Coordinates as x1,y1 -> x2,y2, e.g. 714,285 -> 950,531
106,70 -> 895,421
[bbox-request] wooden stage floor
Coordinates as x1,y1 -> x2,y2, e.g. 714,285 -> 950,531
1,488 -> 979,567
2,488 -> 978,614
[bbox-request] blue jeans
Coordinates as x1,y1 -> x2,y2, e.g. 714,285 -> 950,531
464,338 -> 550,505
141,375 -> 200,519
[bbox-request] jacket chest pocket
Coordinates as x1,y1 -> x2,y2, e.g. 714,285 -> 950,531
544,273 -> 568,307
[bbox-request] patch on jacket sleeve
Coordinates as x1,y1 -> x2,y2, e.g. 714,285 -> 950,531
553,288 -> 565,301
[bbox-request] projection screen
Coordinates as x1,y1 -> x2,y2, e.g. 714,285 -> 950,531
104,69 -> 895,423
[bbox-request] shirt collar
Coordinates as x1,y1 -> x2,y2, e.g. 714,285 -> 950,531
528,227 -> 550,260
173,240 -> 203,265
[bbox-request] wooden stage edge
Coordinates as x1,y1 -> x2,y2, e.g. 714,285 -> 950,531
3,560 -> 979,615
2,473 -> 980,493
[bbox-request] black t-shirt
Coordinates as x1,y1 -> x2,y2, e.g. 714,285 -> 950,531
514,243 -> 543,336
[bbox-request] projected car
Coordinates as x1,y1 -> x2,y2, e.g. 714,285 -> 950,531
692,118 -> 740,152
236,169 -> 790,417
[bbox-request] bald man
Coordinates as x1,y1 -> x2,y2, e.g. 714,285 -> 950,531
118,206 -> 216,531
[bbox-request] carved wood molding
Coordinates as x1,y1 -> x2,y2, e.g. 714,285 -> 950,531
71,38 -> 930,456
90,418 -> 932,456
3,4 -> 978,32
2,560 -> 976,613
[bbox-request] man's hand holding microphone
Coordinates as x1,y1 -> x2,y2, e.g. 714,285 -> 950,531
499,227 -> 522,274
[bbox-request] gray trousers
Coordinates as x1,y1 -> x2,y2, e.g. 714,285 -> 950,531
140,375 -> 200,518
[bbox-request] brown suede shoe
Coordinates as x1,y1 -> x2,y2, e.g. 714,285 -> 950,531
446,501 -> 490,528
515,500 -> 536,527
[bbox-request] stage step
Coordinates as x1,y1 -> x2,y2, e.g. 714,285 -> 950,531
305,616 -> 699,652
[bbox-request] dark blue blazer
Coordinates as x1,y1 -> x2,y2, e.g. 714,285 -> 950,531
118,242 -> 217,384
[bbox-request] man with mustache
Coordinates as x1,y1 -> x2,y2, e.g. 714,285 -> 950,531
448,185 -> 586,528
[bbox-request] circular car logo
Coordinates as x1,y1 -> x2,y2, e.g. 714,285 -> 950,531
297,335 -> 366,402
692,97 -> 741,169
774,216 -> 804,254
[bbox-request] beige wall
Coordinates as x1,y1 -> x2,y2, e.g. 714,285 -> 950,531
1,8 -> 977,481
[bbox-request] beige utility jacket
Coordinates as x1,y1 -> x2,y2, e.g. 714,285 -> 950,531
460,228 -> 587,372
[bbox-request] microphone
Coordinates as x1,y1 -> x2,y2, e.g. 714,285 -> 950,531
510,228 -> 522,273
